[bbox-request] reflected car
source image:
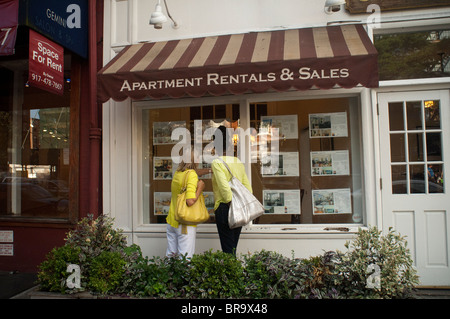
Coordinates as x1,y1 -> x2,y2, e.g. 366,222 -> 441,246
0,182 -> 68,218
392,179 -> 444,194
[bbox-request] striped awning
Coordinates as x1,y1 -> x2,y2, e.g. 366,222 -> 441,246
98,24 -> 378,103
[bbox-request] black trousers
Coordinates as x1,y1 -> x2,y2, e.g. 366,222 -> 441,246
215,203 -> 242,255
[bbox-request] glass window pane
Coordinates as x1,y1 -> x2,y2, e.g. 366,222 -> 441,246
426,132 -> 442,161
215,105 -> 226,118
408,133 -> 424,162
202,105 -> 213,118
142,105 -> 240,224
374,30 -> 450,81
142,98 -> 363,226
0,56 -> 72,220
410,165 -> 425,193
406,101 -> 423,130
232,104 -> 240,121
389,102 -> 404,131
190,106 -> 201,119
256,103 -> 267,118
253,98 -> 361,225
428,164 -> 444,193
425,100 -> 441,129
392,165 -> 407,194
390,134 -> 405,162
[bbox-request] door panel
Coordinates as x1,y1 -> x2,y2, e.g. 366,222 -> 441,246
378,90 -> 450,286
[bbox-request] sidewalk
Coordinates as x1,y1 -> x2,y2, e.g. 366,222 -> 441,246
0,271 -> 37,299
413,288 -> 450,299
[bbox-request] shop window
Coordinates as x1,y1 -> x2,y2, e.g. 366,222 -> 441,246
374,29 -> 450,81
141,97 -> 363,226
141,104 -> 240,224
0,27 -> 74,221
250,98 -> 363,225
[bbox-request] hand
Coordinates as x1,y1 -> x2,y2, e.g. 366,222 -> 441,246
196,168 -> 211,176
197,180 -> 205,191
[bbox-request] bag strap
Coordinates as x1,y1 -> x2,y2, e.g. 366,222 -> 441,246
217,157 -> 235,178
180,170 -> 192,193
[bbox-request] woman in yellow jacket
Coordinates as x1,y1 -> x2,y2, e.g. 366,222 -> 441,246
211,126 -> 252,255
166,151 -> 208,258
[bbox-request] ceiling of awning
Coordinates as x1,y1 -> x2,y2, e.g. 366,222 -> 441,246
97,24 -> 378,103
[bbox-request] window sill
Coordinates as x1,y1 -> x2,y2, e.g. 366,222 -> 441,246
243,224 -> 364,234
133,223 -> 366,235
0,216 -> 74,228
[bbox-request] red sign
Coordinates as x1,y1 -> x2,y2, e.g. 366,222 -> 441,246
0,0 -> 19,56
29,29 -> 64,95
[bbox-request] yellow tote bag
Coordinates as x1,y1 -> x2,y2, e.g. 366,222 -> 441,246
175,171 -> 209,225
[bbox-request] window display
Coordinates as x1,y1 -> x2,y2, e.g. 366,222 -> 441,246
140,97 -> 363,226
141,104 -> 240,224
251,98 -> 362,225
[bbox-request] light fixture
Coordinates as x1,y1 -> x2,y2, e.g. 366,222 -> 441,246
324,0 -> 346,14
149,0 -> 167,29
149,0 -> 179,29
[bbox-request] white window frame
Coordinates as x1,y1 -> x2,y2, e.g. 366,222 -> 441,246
130,86 -> 377,235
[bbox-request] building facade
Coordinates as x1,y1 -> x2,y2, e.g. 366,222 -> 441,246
100,0 -> 450,286
0,0 -> 103,272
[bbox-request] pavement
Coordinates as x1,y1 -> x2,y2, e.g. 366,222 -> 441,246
0,271 -> 38,299
1,270 -> 450,299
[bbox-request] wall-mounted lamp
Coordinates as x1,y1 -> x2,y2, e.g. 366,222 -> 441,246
324,0 -> 346,14
149,0 -> 179,29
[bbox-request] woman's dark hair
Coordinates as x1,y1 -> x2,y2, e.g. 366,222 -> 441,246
213,125 -> 232,154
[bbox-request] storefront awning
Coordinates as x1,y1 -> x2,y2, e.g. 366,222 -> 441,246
97,24 -> 378,103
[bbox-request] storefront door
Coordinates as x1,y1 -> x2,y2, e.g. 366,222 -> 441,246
378,90 -> 450,286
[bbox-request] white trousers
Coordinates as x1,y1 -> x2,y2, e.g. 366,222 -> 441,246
166,224 -> 197,258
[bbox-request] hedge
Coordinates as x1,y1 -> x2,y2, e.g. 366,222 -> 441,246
37,215 -> 419,299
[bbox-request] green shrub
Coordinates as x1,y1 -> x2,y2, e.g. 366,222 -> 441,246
243,250 -> 302,299
38,215 -> 136,295
37,245 -> 81,294
136,254 -> 190,298
65,215 -> 128,260
186,250 -> 245,299
87,251 -> 127,294
118,244 -> 148,295
333,226 -> 419,299
298,252 -> 342,299
37,222 -> 419,299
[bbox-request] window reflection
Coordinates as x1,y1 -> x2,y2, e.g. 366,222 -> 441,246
406,101 -> 422,130
428,164 -> 444,193
375,30 -> 450,81
410,165 -> 425,193
390,134 -> 405,162
426,132 -> 442,161
0,75 -> 71,219
389,98 -> 445,195
425,100 -> 441,129
392,165 -> 407,194
408,133 -> 423,162
0,26 -> 74,221
141,98 -> 364,225
388,102 -> 404,131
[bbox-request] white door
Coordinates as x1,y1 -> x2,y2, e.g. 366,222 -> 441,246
378,90 -> 450,287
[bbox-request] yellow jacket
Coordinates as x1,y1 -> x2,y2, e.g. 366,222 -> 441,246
211,156 -> 252,210
166,169 -> 199,228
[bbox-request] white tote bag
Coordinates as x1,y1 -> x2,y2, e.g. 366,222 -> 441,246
218,158 -> 264,229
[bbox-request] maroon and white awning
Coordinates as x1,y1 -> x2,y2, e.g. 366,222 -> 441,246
98,24 -> 378,103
